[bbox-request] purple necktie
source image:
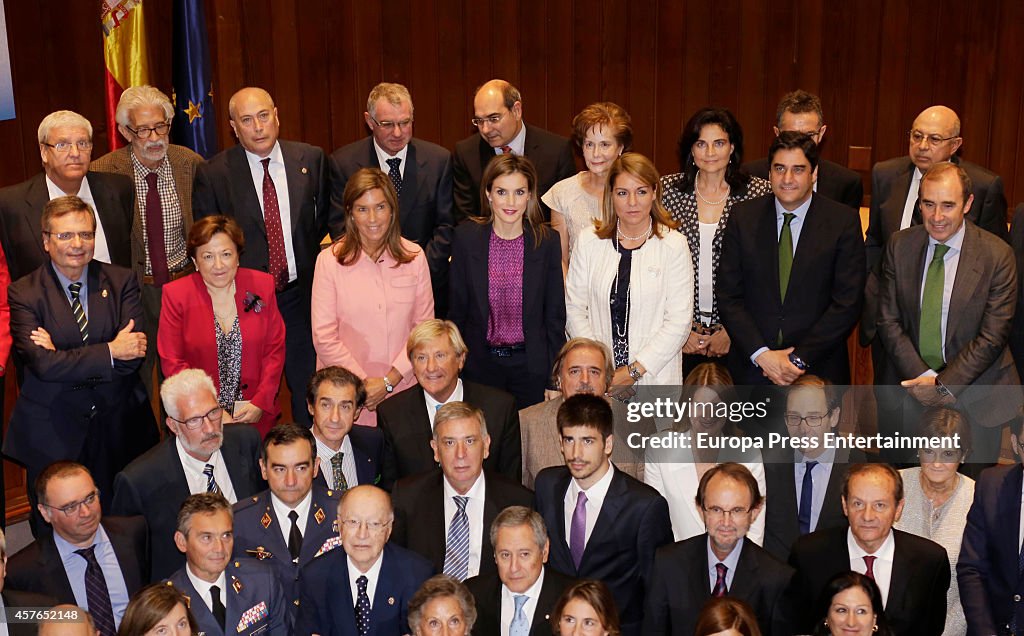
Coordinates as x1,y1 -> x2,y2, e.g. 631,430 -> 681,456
569,491 -> 588,570
713,562 -> 729,597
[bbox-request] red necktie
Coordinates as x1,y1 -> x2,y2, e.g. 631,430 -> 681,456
144,172 -> 169,285
712,563 -> 728,597
260,158 -> 288,291
863,555 -> 876,580
500,145 -> 513,155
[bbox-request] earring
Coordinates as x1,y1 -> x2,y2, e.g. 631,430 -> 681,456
872,624 -> 878,632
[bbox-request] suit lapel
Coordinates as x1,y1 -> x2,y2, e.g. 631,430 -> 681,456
247,495 -> 290,562
24,175 -> 50,264
85,262 -> 113,343
902,230 -> 930,339
349,428 -> 378,485
886,162 -> 914,230
86,173 -> 121,251
728,541 -> 760,598
756,200 -> 784,307
425,473 -> 449,568
477,138 -> 495,183
997,466 -> 1023,568
223,429 -> 255,494
401,142 -> 421,220
227,147 -> 266,239
172,570 -> 224,636
301,491 -> 336,562
550,471 -> 573,566
945,225 -> 984,347
469,224 -> 490,319
688,539 -> 713,610
104,520 -> 142,594
787,196 -> 823,308
369,548 -> 401,632
280,141 -> 306,235
522,225 -> 541,321
41,264 -> 87,348
581,470 -> 626,570
38,534 -> 77,603
887,531 -> 913,616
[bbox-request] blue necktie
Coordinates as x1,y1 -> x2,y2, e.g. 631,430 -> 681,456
203,463 -> 220,494
510,594 -> 529,636
355,575 -> 371,636
74,546 -> 116,636
443,496 -> 471,580
798,461 -> 818,534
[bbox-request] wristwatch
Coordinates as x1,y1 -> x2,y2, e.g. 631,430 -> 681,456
628,363 -> 642,382
383,375 -> 394,393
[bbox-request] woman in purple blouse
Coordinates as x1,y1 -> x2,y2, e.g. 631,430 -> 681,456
449,154 -> 566,408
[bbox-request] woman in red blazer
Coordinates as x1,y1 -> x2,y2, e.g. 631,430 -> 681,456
158,215 -> 285,436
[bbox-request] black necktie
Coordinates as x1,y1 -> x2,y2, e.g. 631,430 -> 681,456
210,584 -> 226,631
356,575 -> 371,636
385,157 -> 403,197
74,546 -> 116,636
798,460 -> 818,534
287,510 -> 302,562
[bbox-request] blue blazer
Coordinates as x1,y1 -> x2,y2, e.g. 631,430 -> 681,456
167,558 -> 288,636
294,543 -> 433,636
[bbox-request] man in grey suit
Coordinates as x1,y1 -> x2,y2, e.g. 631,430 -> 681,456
329,83 -> 455,316
876,162 -> 1021,468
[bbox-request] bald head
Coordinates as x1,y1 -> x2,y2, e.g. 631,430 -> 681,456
38,606 -> 96,636
472,79 -> 523,149
909,105 -> 963,171
228,87 -> 275,119
228,87 -> 280,158
338,485 -> 394,572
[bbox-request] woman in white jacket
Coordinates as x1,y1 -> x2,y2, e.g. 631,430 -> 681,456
565,152 -> 693,399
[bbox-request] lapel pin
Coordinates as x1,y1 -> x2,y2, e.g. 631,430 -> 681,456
314,507 -> 325,525
232,577 -> 243,593
301,167 -> 308,174
101,289 -> 108,298
261,511 -> 272,528
387,597 -> 395,606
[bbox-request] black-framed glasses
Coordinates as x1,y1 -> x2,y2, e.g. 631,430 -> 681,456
909,129 -> 959,147
42,140 -> 93,153
783,410 -> 833,428
126,122 -> 170,139
471,111 -> 509,128
370,116 -> 413,131
43,231 -> 96,242
169,406 -> 224,430
42,489 -> 99,516
703,506 -> 750,518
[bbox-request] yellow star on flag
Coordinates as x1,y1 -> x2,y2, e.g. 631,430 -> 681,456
184,100 -> 203,123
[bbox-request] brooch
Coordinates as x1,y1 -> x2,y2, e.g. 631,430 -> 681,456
243,291 -> 263,313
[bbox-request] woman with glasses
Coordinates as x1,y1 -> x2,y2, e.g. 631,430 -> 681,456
894,407 -> 974,636
158,215 -> 285,436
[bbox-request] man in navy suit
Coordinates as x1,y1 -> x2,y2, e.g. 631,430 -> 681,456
193,87 -> 335,425
329,82 -> 455,316
306,366 -> 383,491
533,395 -> 672,636
958,418 -> 1024,635
232,424 -> 341,619
294,485 -> 433,636
168,493 -> 288,636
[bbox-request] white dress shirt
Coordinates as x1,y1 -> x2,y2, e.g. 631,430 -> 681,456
793,445 -> 836,533
45,175 -> 112,264
442,472 -> 486,578
493,124 -> 527,156
271,490 -> 312,547
186,566 -> 228,616
373,140 -> 409,179
175,438 -> 238,503
423,379 -> 465,428
243,142 -> 298,283
900,168 -> 923,230
347,551 -> 384,607
500,568 -> 546,636
314,433 -> 358,491
847,529 -> 896,606
563,463 -> 615,548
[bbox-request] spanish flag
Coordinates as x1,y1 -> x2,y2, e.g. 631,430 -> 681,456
101,0 -> 150,150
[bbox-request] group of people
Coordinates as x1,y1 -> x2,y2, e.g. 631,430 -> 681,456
0,73 -> 1016,636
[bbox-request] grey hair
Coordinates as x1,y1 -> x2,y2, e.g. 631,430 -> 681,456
38,110 -> 92,144
160,369 -> 218,420
434,401 -> 488,438
407,575 -> 477,633
115,85 -> 174,127
488,505 -> 547,550
366,82 -> 414,118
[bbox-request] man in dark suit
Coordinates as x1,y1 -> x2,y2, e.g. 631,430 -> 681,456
644,463 -> 794,636
232,424 -> 341,618
763,376 -> 860,561
876,162 -> 1021,467
452,79 -> 575,222
294,485 -> 433,636
719,131 -> 866,387
390,402 -> 532,581
377,319 -> 521,487
306,366 -> 383,491
464,506 -> 575,636
5,196 -> 156,515
168,494 -> 288,636
0,110 -> 134,283
6,462 -> 148,636
958,421 -> 1024,635
743,89 -> 863,210
111,369 -> 264,581
789,463 -> 950,635
0,527 -> 59,636
533,395 -> 672,636
329,82 -> 455,316
193,87 -> 333,425
90,85 -> 203,401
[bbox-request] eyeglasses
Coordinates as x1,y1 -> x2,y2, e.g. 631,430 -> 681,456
703,506 -> 750,518
471,111 -> 509,128
43,231 -> 96,242
784,411 -> 832,428
370,116 -> 413,132
126,122 -> 170,139
339,518 -> 391,534
909,130 -> 959,147
42,140 -> 93,153
43,490 -> 99,516
169,406 -> 224,430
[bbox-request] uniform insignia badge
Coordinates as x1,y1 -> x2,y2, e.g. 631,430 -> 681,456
314,507 -> 325,525
232,576 -> 243,593
246,547 -> 273,560
261,511 -> 272,528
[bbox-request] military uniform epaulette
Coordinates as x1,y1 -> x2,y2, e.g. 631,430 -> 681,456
234,493 -> 267,513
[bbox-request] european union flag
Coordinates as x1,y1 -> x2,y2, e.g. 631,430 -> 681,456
171,0 -> 217,158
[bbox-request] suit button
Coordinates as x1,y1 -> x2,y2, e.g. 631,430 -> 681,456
1015,594 -> 1021,602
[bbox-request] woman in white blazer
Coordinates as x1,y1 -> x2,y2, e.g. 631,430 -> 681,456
565,152 -> 693,399
644,363 -> 767,543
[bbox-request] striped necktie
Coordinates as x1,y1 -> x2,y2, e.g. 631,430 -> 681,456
74,546 -> 116,636
203,463 -> 220,494
69,282 -> 88,342
442,495 -> 471,580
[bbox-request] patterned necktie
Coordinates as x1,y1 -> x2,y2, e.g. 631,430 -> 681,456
287,509 -> 303,562
863,555 -> 876,580
510,594 -> 530,636
144,171 -> 169,285
210,584 -> 226,631
797,460 -> 818,534
355,574 -> 371,636
443,496 -> 471,581
74,546 -> 116,636
203,463 -> 220,494
569,491 -> 588,570
920,244 -> 951,370
260,157 -> 289,291
331,452 -> 348,492
69,282 -> 88,343
385,157 -> 403,197
712,562 -> 729,597
500,145 -> 513,155
778,212 -> 796,301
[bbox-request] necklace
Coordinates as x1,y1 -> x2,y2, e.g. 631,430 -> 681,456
694,169 -> 729,205
612,232 -> 634,339
616,218 -> 653,242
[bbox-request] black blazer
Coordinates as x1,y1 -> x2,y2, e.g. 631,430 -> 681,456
743,157 -> 864,211
110,424 -> 265,581
452,124 -> 575,222
533,466 -> 673,636
717,193 -> 866,385
464,567 -> 576,636
448,221 -> 565,384
642,533 -> 795,636
0,171 -> 134,282
311,424 -> 384,490
193,141 -> 332,296
761,447 -> 864,562
2,589 -> 59,636
377,381 -> 522,488
788,527 -> 950,636
6,516 -> 149,604
958,463 -> 1024,635
390,469 -> 533,579
5,261 -> 156,488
